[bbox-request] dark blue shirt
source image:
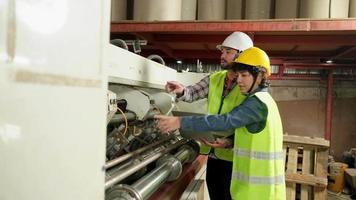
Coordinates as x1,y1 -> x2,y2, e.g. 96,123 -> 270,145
180,88 -> 268,134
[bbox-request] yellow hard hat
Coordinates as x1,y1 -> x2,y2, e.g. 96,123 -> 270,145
234,47 -> 271,76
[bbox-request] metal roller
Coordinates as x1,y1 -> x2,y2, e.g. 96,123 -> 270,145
105,140 -> 199,200
105,139 -> 188,189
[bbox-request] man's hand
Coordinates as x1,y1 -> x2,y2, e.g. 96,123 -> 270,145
200,138 -> 232,148
154,115 -> 181,134
165,81 -> 184,96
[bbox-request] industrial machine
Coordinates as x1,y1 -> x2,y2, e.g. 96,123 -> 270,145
0,2 -> 203,200
104,44 -> 202,200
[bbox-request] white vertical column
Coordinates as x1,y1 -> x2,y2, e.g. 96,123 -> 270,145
0,0 -> 110,199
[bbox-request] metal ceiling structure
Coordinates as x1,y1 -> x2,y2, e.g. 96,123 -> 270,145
111,19 -> 356,141
111,19 -> 356,66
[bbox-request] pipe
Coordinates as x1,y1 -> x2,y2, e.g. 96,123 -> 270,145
106,159 -> 136,180
105,139 -> 188,189
278,64 -> 285,78
104,136 -> 173,169
284,63 -> 356,68
174,145 -> 195,164
130,150 -> 188,199
130,162 -> 173,199
325,70 -> 333,140
109,112 -> 136,124
147,54 -> 165,66
105,163 -> 173,200
110,39 -> 129,50
105,142 -> 199,200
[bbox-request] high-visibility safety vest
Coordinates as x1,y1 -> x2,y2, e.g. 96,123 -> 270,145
230,92 -> 286,200
199,70 -> 245,161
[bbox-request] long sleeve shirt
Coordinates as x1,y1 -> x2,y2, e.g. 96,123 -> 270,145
178,74 -> 236,103
177,75 -> 210,102
180,88 -> 269,134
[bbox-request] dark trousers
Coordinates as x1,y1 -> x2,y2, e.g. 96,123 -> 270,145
206,157 -> 232,200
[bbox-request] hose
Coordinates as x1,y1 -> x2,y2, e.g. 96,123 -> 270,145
110,39 -> 129,50
147,54 -> 165,66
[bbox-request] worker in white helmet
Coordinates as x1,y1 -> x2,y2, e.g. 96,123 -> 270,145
164,32 -> 253,200
156,47 -> 286,200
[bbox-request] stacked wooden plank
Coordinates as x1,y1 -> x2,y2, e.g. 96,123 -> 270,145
283,135 -> 330,200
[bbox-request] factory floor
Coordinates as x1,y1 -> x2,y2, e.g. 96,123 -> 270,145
181,162 -> 356,200
180,163 -> 210,200
328,191 -> 354,200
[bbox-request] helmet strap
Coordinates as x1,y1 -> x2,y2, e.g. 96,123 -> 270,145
247,73 -> 258,94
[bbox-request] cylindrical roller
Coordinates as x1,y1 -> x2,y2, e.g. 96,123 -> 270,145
155,155 -> 182,181
106,159 -> 147,183
197,0 -> 226,20
300,0 -> 330,19
176,141 -> 200,163
350,0 -> 356,17
105,136 -> 172,169
105,139 -> 187,189
275,0 -> 299,19
109,112 -> 136,124
106,184 -> 141,200
245,0 -> 272,19
133,157 -> 181,198
181,0 -> 197,20
330,0 -> 349,18
226,0 -> 243,19
111,0 -> 127,22
105,143 -> 198,200
105,142 -> 199,200
133,0 -> 182,21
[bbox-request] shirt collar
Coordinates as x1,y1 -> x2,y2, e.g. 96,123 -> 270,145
245,86 -> 268,96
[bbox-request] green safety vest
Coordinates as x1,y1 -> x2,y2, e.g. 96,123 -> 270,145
230,92 -> 286,200
199,70 -> 245,161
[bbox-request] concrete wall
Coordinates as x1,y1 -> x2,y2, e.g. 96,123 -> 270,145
271,80 -> 356,161
331,98 -> 356,160
176,73 -> 356,161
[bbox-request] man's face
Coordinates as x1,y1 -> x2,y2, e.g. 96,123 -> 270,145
220,47 -> 239,69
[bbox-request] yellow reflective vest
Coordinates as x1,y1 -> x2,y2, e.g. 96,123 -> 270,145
199,70 -> 245,161
230,92 -> 286,200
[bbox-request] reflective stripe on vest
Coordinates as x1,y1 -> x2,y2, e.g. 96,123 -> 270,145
232,172 -> 285,185
230,92 -> 286,200
234,148 -> 284,160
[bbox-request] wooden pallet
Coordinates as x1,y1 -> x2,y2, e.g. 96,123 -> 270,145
283,135 -> 330,200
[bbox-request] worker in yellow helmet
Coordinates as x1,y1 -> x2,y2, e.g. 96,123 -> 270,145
155,47 -> 286,200
165,32 -> 253,200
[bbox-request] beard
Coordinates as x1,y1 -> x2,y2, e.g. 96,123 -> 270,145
221,59 -> 230,69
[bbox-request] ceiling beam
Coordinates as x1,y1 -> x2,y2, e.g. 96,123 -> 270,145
140,49 -> 341,62
133,33 -> 176,59
254,35 -> 356,45
150,34 -> 356,45
331,46 -> 356,58
152,50 -> 338,58
284,62 -> 356,68
111,19 -> 356,33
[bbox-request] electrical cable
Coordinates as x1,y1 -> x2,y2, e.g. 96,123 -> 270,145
117,106 -> 128,136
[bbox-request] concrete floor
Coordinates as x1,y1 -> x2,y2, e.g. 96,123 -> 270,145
327,191 -> 354,200
181,163 -> 356,200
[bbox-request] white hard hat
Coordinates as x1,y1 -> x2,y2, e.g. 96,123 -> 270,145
216,32 -> 253,52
